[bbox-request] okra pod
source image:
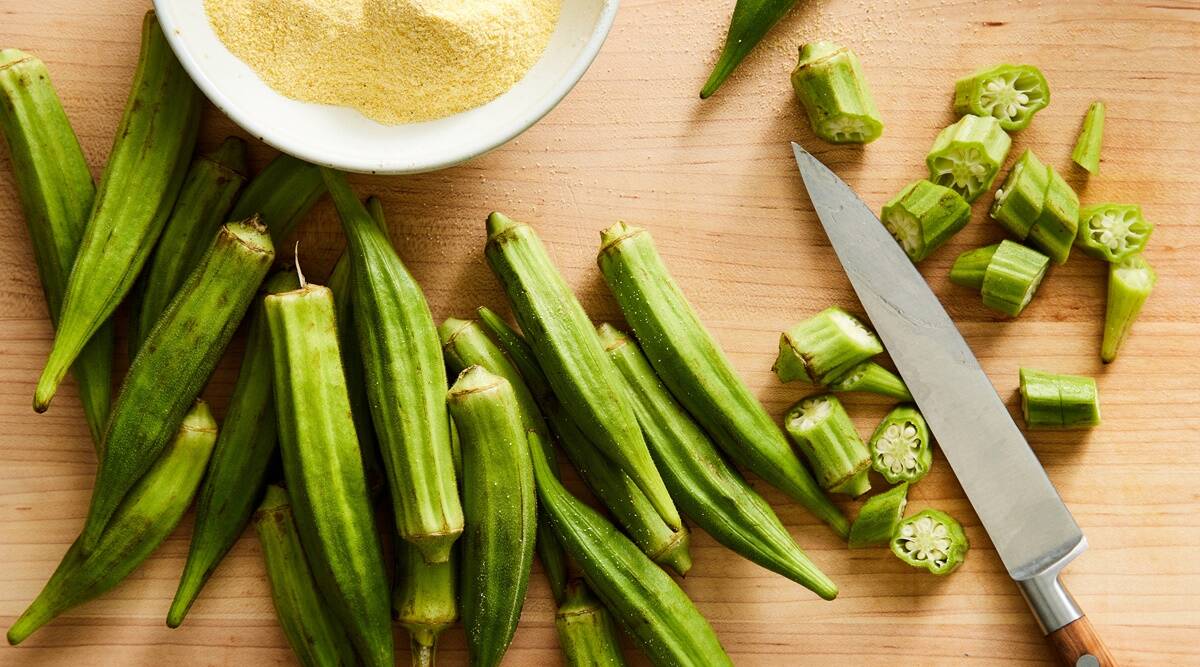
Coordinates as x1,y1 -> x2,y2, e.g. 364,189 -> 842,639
1102,254 -> 1156,363
600,324 -> 838,600
166,270 -> 300,628
868,405 -> 932,485
784,394 -> 871,497
324,169 -> 462,564
880,179 -> 970,262
1026,165 -> 1079,265
555,580 -> 628,667
790,41 -> 884,144
980,240 -> 1049,317
596,221 -> 848,537
485,212 -> 680,532
827,361 -> 912,401
926,114 -> 1011,202
0,49 -> 112,445
1019,368 -> 1101,429
953,64 -> 1050,131
528,430 -> 734,667
848,482 -> 908,549
1075,203 -> 1153,263
890,509 -> 969,575
228,153 -> 325,245
774,306 -> 883,385
700,0 -> 798,99
392,541 -> 458,667
948,244 -> 1000,292
7,400 -> 217,645
265,283 -> 393,667
1071,101 -> 1105,174
34,11 -> 202,411
80,219 -> 274,552
254,485 -> 358,667
990,149 -> 1049,239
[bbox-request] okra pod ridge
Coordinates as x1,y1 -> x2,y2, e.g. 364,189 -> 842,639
784,394 -> 872,498
1102,255 -> 1156,363
848,482 -> 908,549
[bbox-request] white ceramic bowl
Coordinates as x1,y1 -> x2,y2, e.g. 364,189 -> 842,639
154,0 -> 618,174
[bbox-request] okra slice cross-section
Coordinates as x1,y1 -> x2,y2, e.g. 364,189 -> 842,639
868,405 -> 933,484
890,509 -> 969,575
784,394 -> 871,497
1102,255 -> 1156,363
790,41 -> 884,144
953,64 -> 1050,131
926,114 -> 1012,202
1076,204 -> 1153,263
774,306 -> 883,385
880,179 -> 970,263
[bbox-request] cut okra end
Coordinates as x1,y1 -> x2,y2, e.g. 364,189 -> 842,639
869,405 -> 933,485
791,41 -> 884,145
1026,166 -> 1080,265
1102,255 -> 1156,363
881,180 -> 971,263
848,482 -> 908,549
1019,368 -> 1101,429
990,149 -> 1049,239
775,307 -> 883,386
1076,204 -> 1153,264
948,244 -> 999,292
926,114 -> 1012,202
1072,101 -> 1105,174
890,509 -> 968,575
784,394 -> 872,498
953,64 -> 1050,131
981,240 -> 1049,317
828,361 -> 912,401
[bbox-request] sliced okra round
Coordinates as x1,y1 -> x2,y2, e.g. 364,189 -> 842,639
784,394 -> 872,497
774,307 -> 883,386
926,114 -> 1012,202
848,482 -> 908,549
868,405 -> 933,485
981,240 -> 1049,317
790,41 -> 884,145
890,509 -> 968,575
1076,203 -> 1153,263
881,179 -> 971,262
1026,166 -> 1079,265
1103,255 -> 1156,363
948,244 -> 999,292
953,64 -> 1050,131
990,149 -> 1049,239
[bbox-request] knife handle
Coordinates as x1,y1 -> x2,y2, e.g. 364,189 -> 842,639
1046,615 -> 1116,666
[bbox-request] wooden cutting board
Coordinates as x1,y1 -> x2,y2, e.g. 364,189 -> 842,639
2,0 -> 1198,664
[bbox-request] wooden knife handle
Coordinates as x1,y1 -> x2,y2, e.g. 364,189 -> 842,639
1046,615 -> 1117,666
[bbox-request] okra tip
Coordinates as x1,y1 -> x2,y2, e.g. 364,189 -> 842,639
485,211 -> 519,237
437,316 -> 474,348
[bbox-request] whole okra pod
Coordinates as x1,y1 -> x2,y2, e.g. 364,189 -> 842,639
556,580 -> 628,667
254,485 -> 358,667
265,283 -> 393,667
0,49 -> 112,445
700,0 -> 798,99
228,152 -> 325,245
324,169 -> 462,564
79,219 -> 274,552
596,221 -> 848,537
485,212 -> 680,532
7,400 -> 217,645
34,11 -> 202,412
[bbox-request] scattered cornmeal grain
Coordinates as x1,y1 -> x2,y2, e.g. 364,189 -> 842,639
205,0 -> 562,124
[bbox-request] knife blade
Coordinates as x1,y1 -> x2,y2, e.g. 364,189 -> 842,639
791,143 -> 1114,665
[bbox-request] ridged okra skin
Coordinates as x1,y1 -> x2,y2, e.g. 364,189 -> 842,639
1019,368 -> 1101,429
166,270 -> 300,628
599,324 -> 838,600
265,284 -> 393,667
990,149 -> 1049,239
1026,165 -> 1079,265
34,11 -> 202,412
323,169 -> 462,564
229,152 -> 325,245
555,580 -> 629,667
80,219 -> 274,552
392,541 -> 458,667
485,212 -> 680,532
881,179 -> 970,262
953,64 -> 1050,131
448,367 -> 537,667
1072,101 -> 1105,174
700,0 -> 798,99
7,401 -> 218,645
596,221 -> 848,537
848,482 -> 908,549
1102,255 -> 1156,363
925,114 -> 1011,203
254,485 -> 358,667
784,394 -> 872,497
981,240 -> 1049,317
774,306 -> 883,386
528,431 -> 734,667
790,41 -> 884,144
949,244 -> 999,291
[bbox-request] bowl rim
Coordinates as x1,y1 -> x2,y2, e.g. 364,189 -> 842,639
152,0 -> 619,174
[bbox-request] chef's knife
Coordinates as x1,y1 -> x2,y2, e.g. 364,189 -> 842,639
791,143 -> 1115,667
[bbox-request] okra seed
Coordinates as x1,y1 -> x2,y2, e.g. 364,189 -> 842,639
896,516 -> 953,567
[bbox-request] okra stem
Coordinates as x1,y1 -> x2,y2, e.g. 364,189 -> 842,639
784,394 -> 872,497
1102,255 -> 1156,363
392,541 -> 457,667
555,579 -> 629,667
827,361 -> 912,401
1071,101 -> 1105,174
980,240 -> 1049,317
774,307 -> 883,385
848,482 -> 908,549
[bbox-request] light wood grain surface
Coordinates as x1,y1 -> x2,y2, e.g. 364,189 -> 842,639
3,0 -> 1199,665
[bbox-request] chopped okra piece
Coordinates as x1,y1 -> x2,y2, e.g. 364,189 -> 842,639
1019,368 -> 1101,429
1026,166 -> 1079,265
773,307 -> 883,385
981,240 -> 1049,317
1076,204 -> 1153,263
990,149 -> 1050,239
890,509 -> 968,575
948,244 -> 999,291
868,405 -> 932,485
848,482 -> 908,549
1102,254 -> 1156,363
790,41 -> 884,145
881,180 -> 971,262
784,394 -> 871,497
953,64 -> 1050,131
1071,101 -> 1105,174
828,361 -> 912,401
926,114 -> 1012,202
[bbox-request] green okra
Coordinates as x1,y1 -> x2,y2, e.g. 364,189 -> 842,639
166,269 -> 299,628
34,11 -> 202,412
228,153 -> 325,245
600,324 -> 837,600
477,307 -> 693,577
1026,165 -> 1079,265
981,240 -> 1049,317
880,179 -> 970,262
1071,101 -> 1105,174
890,509 -> 969,575
784,394 -> 871,497
774,306 -> 883,385
827,361 -> 911,401
596,221 -> 847,537
700,0 -> 798,99
266,283 -> 393,667
948,244 -> 999,291
0,49 -> 112,446
790,41 -> 884,144
1019,368 -> 1101,429
7,400 -> 217,645
324,169 -> 462,565
868,405 -> 933,485
132,137 -> 247,351
79,219 -> 274,552
555,580 -> 628,667
254,485 -> 358,667
848,482 -> 908,549
953,64 -> 1050,131
528,430 -> 734,667
392,541 -> 458,667
1076,204 -> 1153,263
485,212 -> 680,532
926,114 -> 1011,202
1102,254 -> 1156,363
448,367 -> 538,667
990,149 -> 1050,239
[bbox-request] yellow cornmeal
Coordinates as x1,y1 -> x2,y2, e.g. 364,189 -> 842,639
205,0 -> 562,124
